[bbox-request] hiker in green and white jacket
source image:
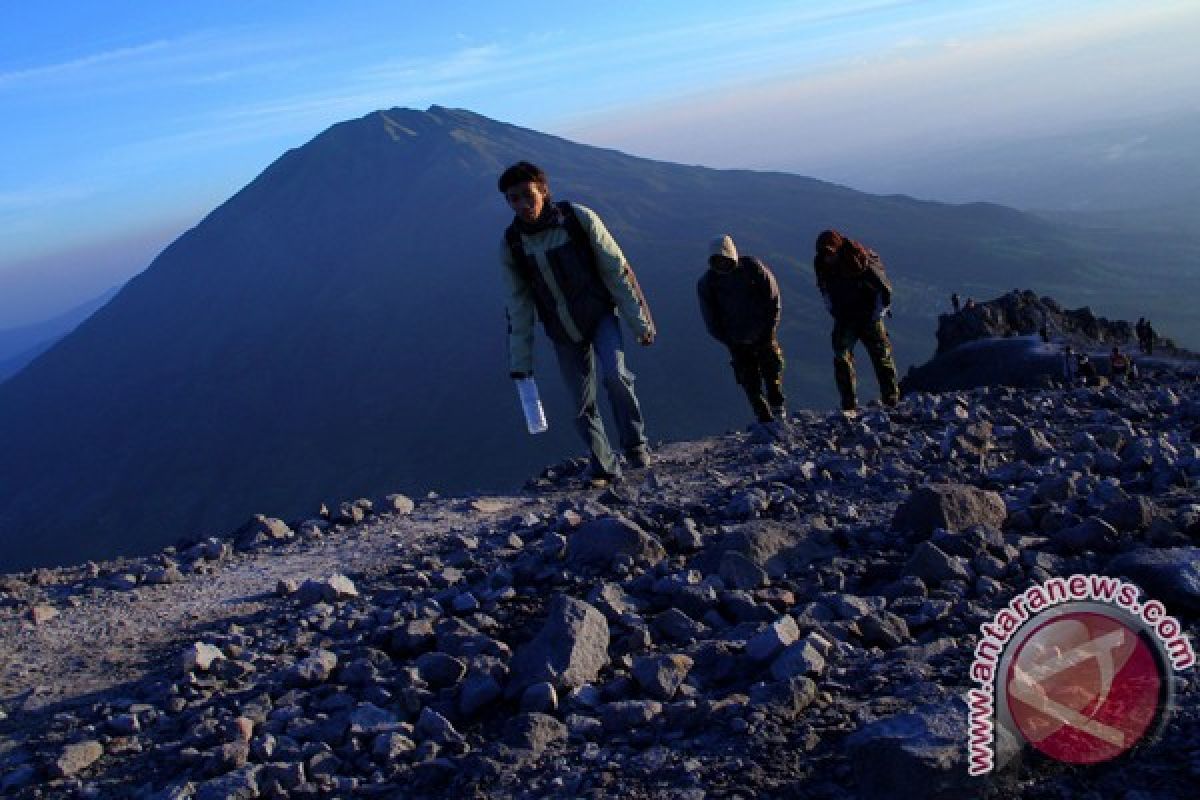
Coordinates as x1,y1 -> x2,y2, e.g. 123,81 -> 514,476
498,161 -> 656,487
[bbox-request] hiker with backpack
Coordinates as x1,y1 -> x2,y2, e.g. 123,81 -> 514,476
813,229 -> 899,410
498,161 -> 655,488
698,234 -> 787,426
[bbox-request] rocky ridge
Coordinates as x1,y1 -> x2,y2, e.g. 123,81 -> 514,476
902,289 -> 1200,395
1,375 -> 1199,798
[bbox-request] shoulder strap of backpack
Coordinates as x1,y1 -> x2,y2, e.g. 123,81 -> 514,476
557,202 -> 598,272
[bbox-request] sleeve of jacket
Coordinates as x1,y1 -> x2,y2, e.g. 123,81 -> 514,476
696,274 -> 727,344
572,204 -> 654,338
754,259 -> 782,331
813,258 -> 834,314
499,239 -> 536,374
866,252 -> 893,307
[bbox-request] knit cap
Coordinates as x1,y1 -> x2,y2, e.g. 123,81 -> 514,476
710,234 -> 738,262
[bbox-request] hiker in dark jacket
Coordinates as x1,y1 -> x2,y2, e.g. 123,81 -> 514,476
698,234 -> 786,424
498,161 -> 655,487
814,229 -> 899,410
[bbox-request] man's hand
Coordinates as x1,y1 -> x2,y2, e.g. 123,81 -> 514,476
638,331 -> 655,346
510,371 -> 531,380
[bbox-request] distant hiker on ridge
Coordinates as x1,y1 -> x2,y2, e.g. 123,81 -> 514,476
1062,344 -> 1078,385
498,161 -> 656,488
813,229 -> 899,411
698,234 -> 787,426
1110,345 -> 1131,384
951,292 -> 961,313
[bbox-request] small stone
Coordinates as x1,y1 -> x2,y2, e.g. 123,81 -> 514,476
905,542 -> 971,584
194,766 -> 259,800
770,640 -> 826,681
28,604 -> 58,625
746,616 -> 800,662
505,713 -> 567,754
599,700 -> 662,732
632,654 -> 694,701
349,703 -> 401,735
415,707 -> 463,745
460,671 -> 503,716
520,682 -> 559,713
285,649 -> 338,686
384,493 -> 416,514
373,732 -> 416,760
858,612 -> 911,649
296,574 -> 358,605
415,652 -> 467,688
670,519 -> 704,551
51,740 -> 104,778
719,551 -> 769,590
651,608 -> 708,643
180,642 -> 226,673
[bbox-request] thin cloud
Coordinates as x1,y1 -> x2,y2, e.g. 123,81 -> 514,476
0,185 -> 97,212
0,41 -> 172,88
0,29 -> 306,94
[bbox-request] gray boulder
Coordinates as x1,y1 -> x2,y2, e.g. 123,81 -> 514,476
1107,547 -> 1200,613
892,484 -> 1007,535
566,515 -> 665,571
508,595 -> 610,696
846,699 -> 971,800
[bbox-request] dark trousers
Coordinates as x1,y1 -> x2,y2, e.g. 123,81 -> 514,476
832,318 -> 898,410
729,337 -> 786,422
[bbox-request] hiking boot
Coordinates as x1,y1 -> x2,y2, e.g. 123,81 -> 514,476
770,406 -> 788,425
625,446 -> 652,469
582,468 -> 621,489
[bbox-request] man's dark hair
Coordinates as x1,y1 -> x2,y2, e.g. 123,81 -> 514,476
498,161 -> 548,193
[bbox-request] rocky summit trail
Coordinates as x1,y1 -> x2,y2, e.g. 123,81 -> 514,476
1,378 -> 1199,799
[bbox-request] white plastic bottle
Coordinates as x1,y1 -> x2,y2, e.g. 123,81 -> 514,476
515,376 -> 548,434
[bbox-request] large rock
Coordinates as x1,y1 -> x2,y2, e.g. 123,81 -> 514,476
694,520 -> 830,578
1107,547 -> 1200,613
846,699 -> 971,800
566,515 -> 665,571
892,484 -> 1007,535
508,595 -> 610,696
50,740 -> 104,778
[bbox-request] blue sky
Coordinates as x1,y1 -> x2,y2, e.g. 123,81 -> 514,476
2,1 -> 1198,325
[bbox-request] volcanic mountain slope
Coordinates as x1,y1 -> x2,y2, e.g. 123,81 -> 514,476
0,105 -> 1191,573
1,375 -> 1197,798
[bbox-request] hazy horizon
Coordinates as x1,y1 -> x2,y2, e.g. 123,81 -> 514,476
3,0 -> 1199,327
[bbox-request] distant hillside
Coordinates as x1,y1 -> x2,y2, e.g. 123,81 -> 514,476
0,106 -> 1192,571
815,111 -> 1200,213
0,288 -> 118,382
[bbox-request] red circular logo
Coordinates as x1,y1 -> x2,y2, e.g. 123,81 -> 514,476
1005,610 -> 1164,764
